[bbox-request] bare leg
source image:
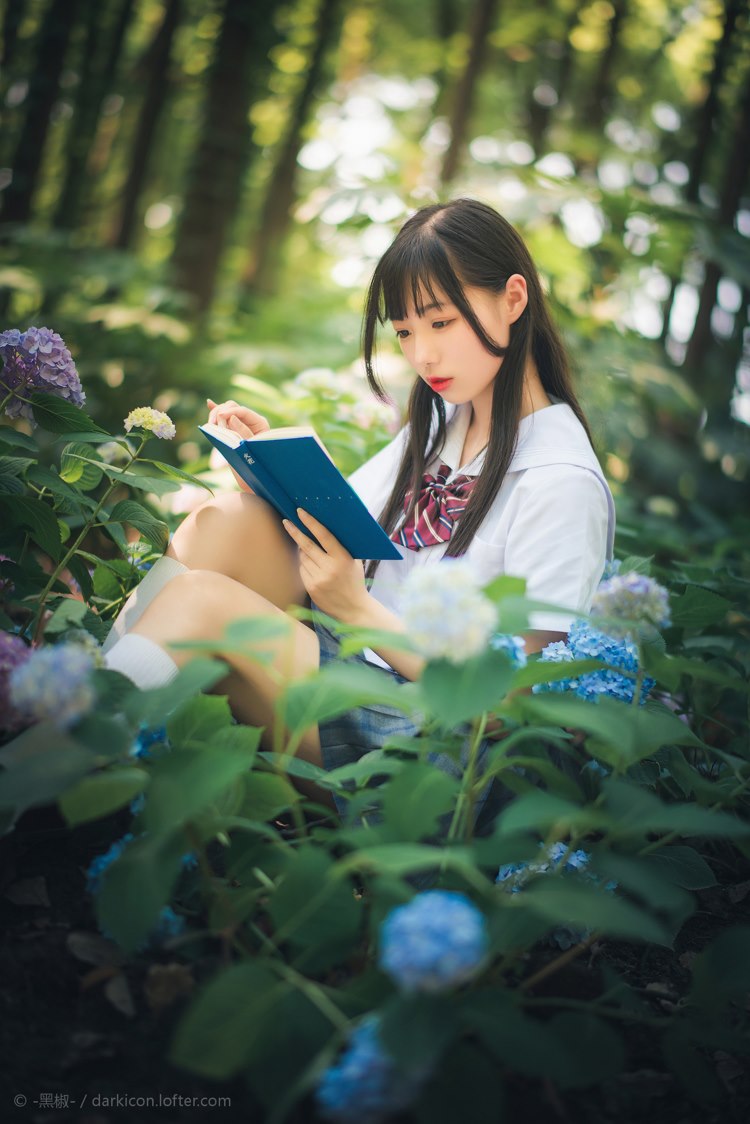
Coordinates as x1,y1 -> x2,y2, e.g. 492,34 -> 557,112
166,492 -> 306,610
130,569 -> 335,808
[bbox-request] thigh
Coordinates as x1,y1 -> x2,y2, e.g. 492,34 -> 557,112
166,492 -> 306,611
132,570 -> 325,770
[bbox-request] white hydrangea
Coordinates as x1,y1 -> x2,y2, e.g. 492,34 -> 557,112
401,560 -> 497,663
124,406 -> 176,440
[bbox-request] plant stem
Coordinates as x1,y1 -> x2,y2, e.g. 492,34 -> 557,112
447,712 -> 488,843
29,436 -> 146,642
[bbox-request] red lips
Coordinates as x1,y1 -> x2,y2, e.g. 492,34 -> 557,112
427,378 -> 453,393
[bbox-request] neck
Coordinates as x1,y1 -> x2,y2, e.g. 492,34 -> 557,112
469,357 -> 551,438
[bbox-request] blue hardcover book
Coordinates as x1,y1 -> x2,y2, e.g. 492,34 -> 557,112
199,422 -> 402,561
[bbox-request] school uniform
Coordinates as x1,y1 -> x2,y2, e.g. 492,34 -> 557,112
313,397 -> 615,821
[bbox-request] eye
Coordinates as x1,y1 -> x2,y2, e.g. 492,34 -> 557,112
432,319 -> 452,330
394,329 -> 410,340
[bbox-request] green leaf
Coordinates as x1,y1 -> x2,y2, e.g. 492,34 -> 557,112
108,499 -> 169,552
30,393 -> 107,434
379,993 -> 461,1074
689,925 -> 750,1014
461,989 -> 572,1077
495,790 -> 610,836
280,661 -> 413,735
142,458 -> 213,491
143,732 -> 259,832
602,777 -> 750,839
379,763 -> 459,841
670,586 -> 732,628
169,962 -> 283,1078
0,425 -> 37,451
59,767 -> 149,826
519,878 -> 673,945
60,441 -> 104,489
516,694 -> 703,770
0,495 -> 62,559
0,722 -> 96,815
42,597 -> 87,634
334,843 -> 480,883
419,648 -> 516,727
544,1012 -> 626,1089
166,694 -> 233,747
482,573 -> 526,601
96,829 -> 189,954
644,845 -> 717,889
415,1040 -> 503,1124
122,657 -> 228,727
268,847 -> 362,955
239,771 -> 300,820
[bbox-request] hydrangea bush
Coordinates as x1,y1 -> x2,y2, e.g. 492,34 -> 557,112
1,327 -> 748,1121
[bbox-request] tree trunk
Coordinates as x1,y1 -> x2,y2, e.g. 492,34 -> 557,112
659,0 -> 742,346
111,0 -> 182,252
1,0 -> 79,226
440,0 -> 500,187
429,0 -> 460,119
527,0 -> 578,156
684,62 -> 750,404
586,0 -> 628,136
53,0 -> 135,232
241,0 -> 342,297
170,0 -> 280,315
0,0 -> 25,73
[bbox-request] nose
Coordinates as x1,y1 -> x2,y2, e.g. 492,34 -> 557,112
412,331 -> 438,371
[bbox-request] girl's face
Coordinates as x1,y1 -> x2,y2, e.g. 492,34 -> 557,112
391,282 -> 515,414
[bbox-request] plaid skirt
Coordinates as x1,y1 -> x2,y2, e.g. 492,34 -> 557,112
312,609 -> 507,829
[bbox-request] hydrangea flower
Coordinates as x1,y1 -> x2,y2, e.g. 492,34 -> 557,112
0,326 -> 84,421
533,619 -> 655,704
401,560 -> 497,663
293,367 -> 340,398
489,632 -> 527,668
378,890 -> 489,993
85,833 -> 135,895
0,631 -> 31,735
124,406 -> 176,440
315,1015 -> 427,1124
129,722 -> 169,760
591,571 -> 671,635
9,643 -> 96,729
59,628 -> 105,667
496,842 -> 616,950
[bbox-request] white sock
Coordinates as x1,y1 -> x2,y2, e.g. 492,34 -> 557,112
104,633 -> 179,689
102,555 -> 188,653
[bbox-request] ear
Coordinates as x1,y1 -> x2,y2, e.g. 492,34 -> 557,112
504,274 -> 528,323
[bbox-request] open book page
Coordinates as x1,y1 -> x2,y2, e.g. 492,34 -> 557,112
200,421 -> 332,460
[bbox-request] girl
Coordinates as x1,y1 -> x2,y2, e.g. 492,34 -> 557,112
103,198 -> 615,815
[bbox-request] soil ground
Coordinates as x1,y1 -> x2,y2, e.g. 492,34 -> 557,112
2,805 -> 749,1124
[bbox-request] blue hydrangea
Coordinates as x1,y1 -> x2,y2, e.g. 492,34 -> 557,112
533,619 -> 655,704
129,792 -> 146,816
129,723 -> 169,760
151,905 -> 186,941
378,890 -> 489,993
591,571 -> 671,635
315,1015 -> 427,1124
600,558 -> 622,582
496,843 -> 617,948
489,632 -> 527,668
85,833 -> 135,895
9,642 -> 96,729
0,326 -> 84,421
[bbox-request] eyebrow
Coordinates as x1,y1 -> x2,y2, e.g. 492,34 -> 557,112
392,300 -> 446,322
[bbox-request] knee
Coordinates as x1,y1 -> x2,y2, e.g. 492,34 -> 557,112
174,491 -> 283,551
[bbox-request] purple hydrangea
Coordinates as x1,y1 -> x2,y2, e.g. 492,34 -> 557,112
591,571 -> 671,635
378,890 -> 489,993
533,619 -> 655,704
0,630 -> 31,735
9,642 -> 96,729
489,632 -> 528,668
315,1015 -> 427,1124
0,326 -> 84,421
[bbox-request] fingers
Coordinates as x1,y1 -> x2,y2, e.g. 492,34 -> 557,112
296,508 -> 347,556
205,398 -> 270,435
282,517 -> 322,559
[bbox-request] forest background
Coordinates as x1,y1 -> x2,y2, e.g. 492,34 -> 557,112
0,0 -> 748,554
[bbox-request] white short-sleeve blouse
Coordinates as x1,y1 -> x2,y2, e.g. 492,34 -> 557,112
347,400 -> 615,670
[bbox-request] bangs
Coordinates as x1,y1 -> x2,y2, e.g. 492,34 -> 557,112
375,231 -> 472,324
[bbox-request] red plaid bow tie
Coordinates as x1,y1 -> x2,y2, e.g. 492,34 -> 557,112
391,462 -> 477,550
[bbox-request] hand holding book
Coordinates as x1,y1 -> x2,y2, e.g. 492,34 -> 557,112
199,406 -> 402,562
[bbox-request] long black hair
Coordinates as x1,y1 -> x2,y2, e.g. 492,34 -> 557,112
361,198 -> 594,580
